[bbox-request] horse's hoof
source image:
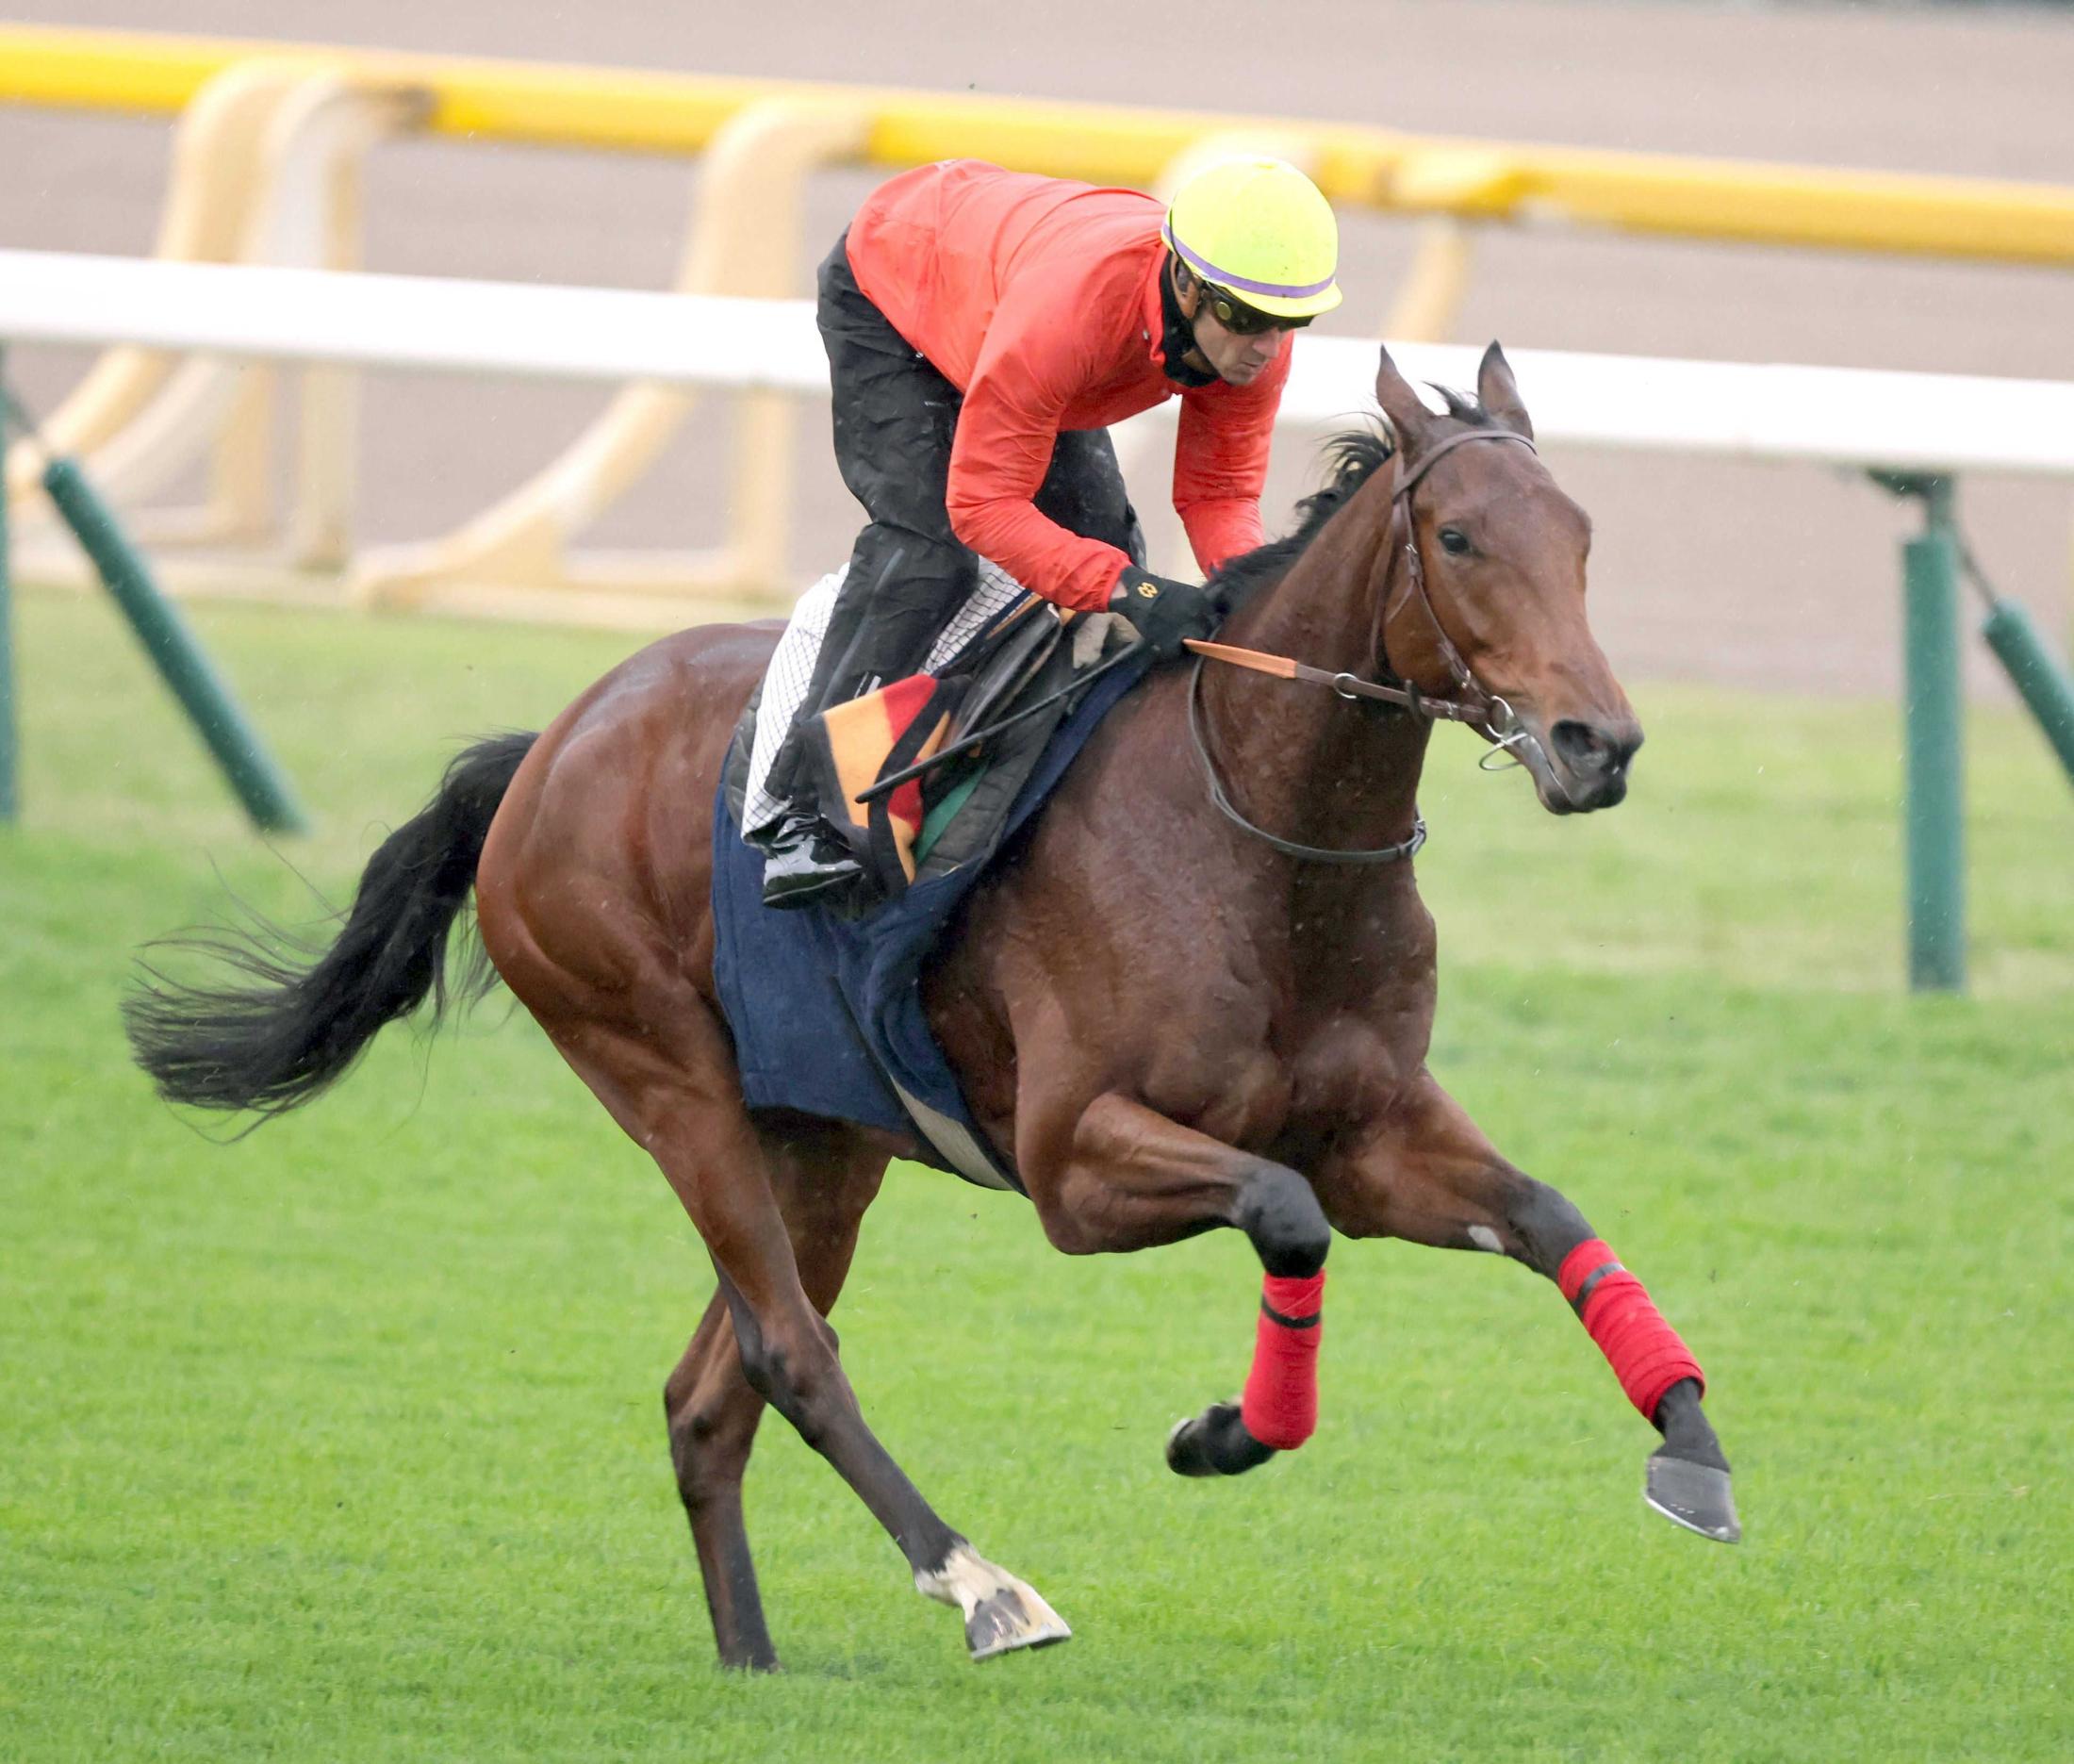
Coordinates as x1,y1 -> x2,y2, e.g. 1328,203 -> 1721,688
915,1542 -> 1072,1662
1645,1451 -> 1741,1543
1165,1400 -> 1276,1477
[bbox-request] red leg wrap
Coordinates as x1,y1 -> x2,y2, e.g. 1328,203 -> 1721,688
1557,1238 -> 1704,1422
1240,1271 -> 1325,1450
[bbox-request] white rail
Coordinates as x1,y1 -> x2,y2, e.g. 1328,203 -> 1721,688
5,250 -> 2074,479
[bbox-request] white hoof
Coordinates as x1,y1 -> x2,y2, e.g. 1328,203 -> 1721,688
914,1542 -> 1073,1661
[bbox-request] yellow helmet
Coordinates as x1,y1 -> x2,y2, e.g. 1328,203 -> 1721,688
1161,157 -> 1342,321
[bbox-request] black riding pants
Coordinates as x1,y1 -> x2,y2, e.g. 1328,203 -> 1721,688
765,232 -> 1145,815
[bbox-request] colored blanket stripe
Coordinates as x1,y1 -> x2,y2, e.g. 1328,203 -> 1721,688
812,672 -> 953,884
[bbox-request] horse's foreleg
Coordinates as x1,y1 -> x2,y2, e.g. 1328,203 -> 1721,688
1315,1071 -> 1738,1543
1029,1092 -> 1334,1479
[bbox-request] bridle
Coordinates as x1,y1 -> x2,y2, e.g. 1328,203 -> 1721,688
1185,426 -> 1539,865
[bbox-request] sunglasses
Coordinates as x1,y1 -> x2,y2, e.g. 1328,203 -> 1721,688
1201,282 -> 1311,337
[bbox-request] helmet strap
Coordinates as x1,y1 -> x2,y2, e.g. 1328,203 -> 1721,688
1158,254 -> 1219,388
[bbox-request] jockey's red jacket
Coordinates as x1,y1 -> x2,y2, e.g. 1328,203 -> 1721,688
845,160 -> 1291,613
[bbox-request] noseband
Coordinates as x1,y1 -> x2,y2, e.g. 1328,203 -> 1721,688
1187,426 -> 1539,865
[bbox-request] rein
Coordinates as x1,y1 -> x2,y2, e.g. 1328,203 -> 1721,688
1184,426 -> 1538,865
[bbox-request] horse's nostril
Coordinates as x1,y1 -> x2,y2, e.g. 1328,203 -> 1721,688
1549,721 -> 1640,782
1550,720 -> 1611,774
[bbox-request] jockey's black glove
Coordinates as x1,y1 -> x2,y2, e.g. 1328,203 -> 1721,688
1109,567 -> 1220,660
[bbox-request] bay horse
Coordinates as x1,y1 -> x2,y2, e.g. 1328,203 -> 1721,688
125,343 -> 1737,1673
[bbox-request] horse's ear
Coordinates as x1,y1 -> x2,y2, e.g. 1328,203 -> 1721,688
1476,340 -> 1534,440
1374,345 -> 1433,453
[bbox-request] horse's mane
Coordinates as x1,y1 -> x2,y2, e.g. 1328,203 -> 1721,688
1207,393 -> 1500,616
1206,426 -> 1391,614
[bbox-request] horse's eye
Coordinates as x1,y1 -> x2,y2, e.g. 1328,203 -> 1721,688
1438,527 -> 1472,555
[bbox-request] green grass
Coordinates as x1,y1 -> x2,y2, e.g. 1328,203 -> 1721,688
3,585 -> 2069,1761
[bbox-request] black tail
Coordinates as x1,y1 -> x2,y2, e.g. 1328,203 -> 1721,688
123,732 -> 538,1120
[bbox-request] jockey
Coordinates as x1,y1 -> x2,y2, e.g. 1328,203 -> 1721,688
757,154 -> 1342,906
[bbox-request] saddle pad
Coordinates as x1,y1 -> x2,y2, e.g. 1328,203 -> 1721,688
710,647 -> 1154,1193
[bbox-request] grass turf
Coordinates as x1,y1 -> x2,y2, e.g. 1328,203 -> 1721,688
2,585 -> 2069,1760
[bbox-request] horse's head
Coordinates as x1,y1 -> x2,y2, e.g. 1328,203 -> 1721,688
1373,343 -> 1640,814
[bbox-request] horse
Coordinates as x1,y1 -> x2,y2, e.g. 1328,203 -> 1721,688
124,342 -> 1737,1673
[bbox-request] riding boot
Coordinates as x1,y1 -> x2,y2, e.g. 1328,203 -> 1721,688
759,812 -> 864,910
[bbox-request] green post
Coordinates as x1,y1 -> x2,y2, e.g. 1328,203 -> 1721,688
1901,477 -> 1966,993
0,343 -> 16,825
40,456 -> 308,835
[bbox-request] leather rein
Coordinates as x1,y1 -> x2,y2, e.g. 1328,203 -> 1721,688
1184,426 -> 1538,866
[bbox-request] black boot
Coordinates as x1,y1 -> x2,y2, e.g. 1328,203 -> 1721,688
759,815 -> 864,910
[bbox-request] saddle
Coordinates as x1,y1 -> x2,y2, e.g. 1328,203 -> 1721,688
725,568 -> 1131,911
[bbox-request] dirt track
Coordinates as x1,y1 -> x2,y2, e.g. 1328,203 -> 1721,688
3,0 -> 2071,696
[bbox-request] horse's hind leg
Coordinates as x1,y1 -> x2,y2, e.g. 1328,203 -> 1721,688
663,1122 -> 887,1671
664,1294 -> 771,1668
561,1011 -> 1069,1664
1315,1071 -> 1739,1543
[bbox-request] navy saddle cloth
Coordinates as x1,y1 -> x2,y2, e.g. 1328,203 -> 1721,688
710,651 -> 1153,1194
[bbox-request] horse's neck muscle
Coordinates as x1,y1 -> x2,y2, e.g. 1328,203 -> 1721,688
1206,488 -> 1431,861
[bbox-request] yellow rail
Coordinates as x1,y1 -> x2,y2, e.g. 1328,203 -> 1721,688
4,24 -> 2072,266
